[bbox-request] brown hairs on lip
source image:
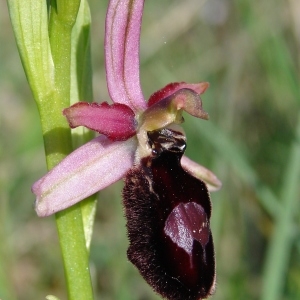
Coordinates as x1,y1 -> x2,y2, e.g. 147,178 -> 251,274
122,128 -> 215,300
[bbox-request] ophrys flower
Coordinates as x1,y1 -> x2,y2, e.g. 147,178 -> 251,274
32,1 -> 221,299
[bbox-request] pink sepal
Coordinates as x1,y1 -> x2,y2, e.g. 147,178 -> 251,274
181,155 -> 222,192
33,136 -> 137,217
63,102 -> 136,141
105,0 -> 147,112
148,82 -> 209,107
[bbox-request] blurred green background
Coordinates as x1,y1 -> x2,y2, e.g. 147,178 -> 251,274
1,0 -> 299,299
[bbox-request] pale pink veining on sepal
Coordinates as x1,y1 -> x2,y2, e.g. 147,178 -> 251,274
33,136 -> 137,217
105,0 -> 147,112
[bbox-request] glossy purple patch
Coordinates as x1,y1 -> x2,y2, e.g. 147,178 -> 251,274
164,202 -> 210,255
123,128 -> 215,300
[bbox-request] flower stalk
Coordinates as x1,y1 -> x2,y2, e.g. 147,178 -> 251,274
7,0 -> 94,299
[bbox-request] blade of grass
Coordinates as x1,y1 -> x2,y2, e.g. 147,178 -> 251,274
261,113 -> 300,300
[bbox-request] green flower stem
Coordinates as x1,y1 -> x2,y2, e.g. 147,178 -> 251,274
8,0 -> 94,299
46,1 -> 94,299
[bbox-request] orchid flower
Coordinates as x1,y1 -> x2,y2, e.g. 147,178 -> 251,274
32,0 -> 221,218
32,0 -> 221,299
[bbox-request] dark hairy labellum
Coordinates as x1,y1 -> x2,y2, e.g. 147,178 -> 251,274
123,128 -> 215,300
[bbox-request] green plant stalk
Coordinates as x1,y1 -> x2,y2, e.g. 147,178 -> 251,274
8,0 -> 94,298
45,1 -> 94,299
260,113 -> 300,300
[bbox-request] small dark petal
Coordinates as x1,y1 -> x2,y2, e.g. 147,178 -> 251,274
147,82 -> 209,107
123,129 -> 215,300
148,82 -> 186,106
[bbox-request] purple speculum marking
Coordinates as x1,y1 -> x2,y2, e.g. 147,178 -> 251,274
164,202 -> 210,257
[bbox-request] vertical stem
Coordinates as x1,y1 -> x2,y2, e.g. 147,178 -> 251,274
261,114 -> 300,300
39,1 -> 94,299
7,0 -> 95,298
